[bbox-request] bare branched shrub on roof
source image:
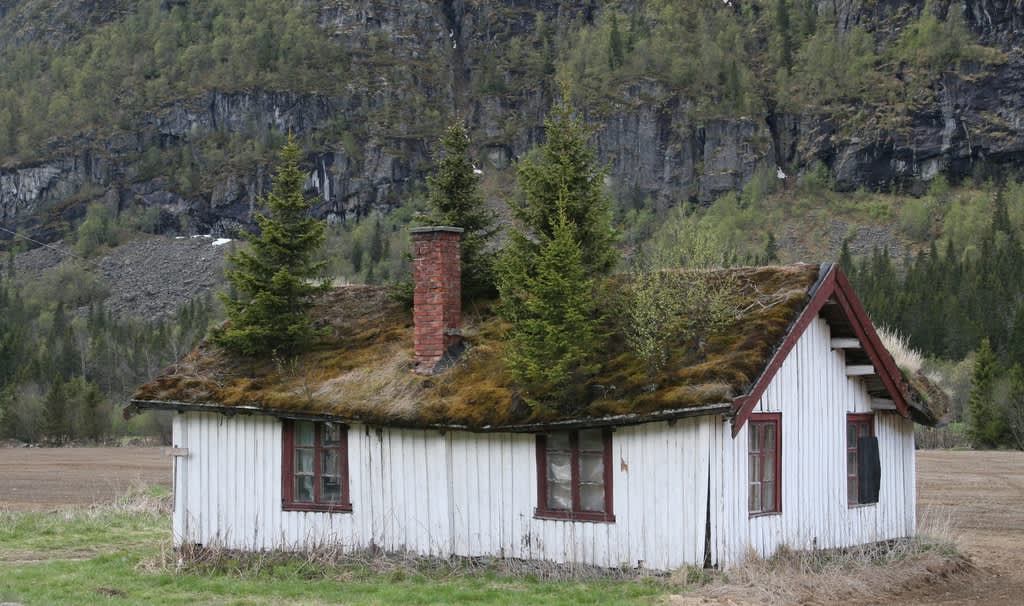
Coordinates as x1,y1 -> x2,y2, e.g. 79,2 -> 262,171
626,211 -> 738,378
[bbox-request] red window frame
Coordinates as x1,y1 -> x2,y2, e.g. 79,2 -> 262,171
535,429 -> 615,523
281,420 -> 352,513
847,413 -> 874,506
748,413 -> 782,516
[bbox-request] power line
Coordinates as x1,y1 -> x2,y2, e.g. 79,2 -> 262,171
0,225 -> 100,268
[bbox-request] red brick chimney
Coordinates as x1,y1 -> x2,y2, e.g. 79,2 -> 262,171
411,226 -> 463,374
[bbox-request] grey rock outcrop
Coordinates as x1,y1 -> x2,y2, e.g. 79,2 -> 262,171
3,0 -> 1024,243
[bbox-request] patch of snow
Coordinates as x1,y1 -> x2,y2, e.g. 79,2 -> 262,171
211,238 -> 232,247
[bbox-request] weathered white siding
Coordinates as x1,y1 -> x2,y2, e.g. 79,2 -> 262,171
171,412 -> 723,570
715,316 -> 917,565
170,315 -> 916,570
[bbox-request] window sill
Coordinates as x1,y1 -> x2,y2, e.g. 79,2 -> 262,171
283,502 -> 353,514
534,508 -> 616,524
748,510 -> 782,519
848,502 -> 878,509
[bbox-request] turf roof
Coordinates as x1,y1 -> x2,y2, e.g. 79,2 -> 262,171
130,264 -> 944,430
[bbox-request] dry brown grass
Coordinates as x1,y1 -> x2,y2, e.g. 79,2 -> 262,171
877,326 -> 951,425
685,507 -> 969,605
156,541 -> 664,582
877,326 -> 924,376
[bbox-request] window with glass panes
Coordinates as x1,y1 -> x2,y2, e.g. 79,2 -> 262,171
847,414 -> 874,506
282,420 -> 351,512
748,414 -> 781,515
535,429 -> 614,522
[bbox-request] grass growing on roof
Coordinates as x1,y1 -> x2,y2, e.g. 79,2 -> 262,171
133,266 -> 823,428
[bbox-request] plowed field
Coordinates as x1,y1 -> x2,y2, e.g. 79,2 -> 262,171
0,447 -> 170,510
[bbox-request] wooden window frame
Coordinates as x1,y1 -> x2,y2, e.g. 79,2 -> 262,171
281,420 -> 352,513
748,412 -> 782,517
847,413 -> 875,507
535,429 -> 615,523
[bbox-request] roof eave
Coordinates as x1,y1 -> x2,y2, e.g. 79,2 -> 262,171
126,399 -> 733,433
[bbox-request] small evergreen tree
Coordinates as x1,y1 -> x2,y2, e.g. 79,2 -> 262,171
425,122 -> 498,300
369,215 -> 385,265
992,185 -> 1012,236
81,382 -> 106,443
497,98 -> 618,405
764,231 -> 779,263
967,338 -> 1005,447
775,0 -> 794,73
838,238 -> 854,276
43,379 -> 68,445
499,196 -> 599,404
608,13 -> 625,70
213,135 -> 329,357
1006,363 -> 1024,450
514,99 -> 618,276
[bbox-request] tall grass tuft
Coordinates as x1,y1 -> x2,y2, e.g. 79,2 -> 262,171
695,517 -> 969,605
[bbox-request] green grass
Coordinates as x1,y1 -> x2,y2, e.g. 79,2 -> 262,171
0,508 -> 168,560
0,501 -> 674,605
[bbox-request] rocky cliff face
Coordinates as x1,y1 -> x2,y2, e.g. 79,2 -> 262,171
1,0 -> 1023,242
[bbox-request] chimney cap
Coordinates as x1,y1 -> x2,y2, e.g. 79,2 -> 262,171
410,226 -> 464,235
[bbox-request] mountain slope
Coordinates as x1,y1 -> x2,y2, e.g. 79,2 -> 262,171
1,0 -> 1022,245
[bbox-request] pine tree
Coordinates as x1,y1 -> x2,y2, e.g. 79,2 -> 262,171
369,215 -> 384,264
43,379 -> 68,445
967,338 -> 1005,447
425,121 -> 498,300
213,135 -> 329,357
1008,303 -> 1024,369
764,231 -> 779,263
1006,363 -> 1024,450
351,239 -> 364,274
775,0 -> 794,73
838,238 -> 854,276
514,99 -> 618,276
608,13 -> 625,70
992,185 -> 1012,236
499,195 -> 599,405
82,382 -> 106,443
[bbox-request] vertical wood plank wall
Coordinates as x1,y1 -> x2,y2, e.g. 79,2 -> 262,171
716,316 -> 917,564
170,316 -> 916,570
172,412 -> 720,570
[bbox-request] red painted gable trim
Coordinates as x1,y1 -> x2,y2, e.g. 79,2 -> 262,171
832,270 -> 910,418
731,266 -> 910,437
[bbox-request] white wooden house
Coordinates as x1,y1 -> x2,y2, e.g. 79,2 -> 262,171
128,227 -> 944,570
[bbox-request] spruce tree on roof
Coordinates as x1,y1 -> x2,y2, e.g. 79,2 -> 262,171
425,121 -> 497,300
213,135 -> 329,357
499,194 -> 599,405
514,98 -> 618,277
497,96 -> 617,406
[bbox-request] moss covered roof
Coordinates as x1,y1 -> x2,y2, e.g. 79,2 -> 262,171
130,263 -> 945,430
